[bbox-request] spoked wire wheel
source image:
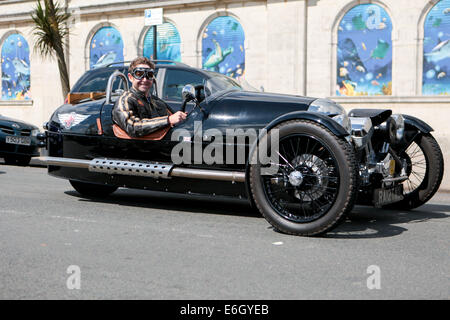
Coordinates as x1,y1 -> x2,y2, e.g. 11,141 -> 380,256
402,140 -> 427,195
249,120 -> 357,236
262,134 -> 340,223
386,133 -> 444,210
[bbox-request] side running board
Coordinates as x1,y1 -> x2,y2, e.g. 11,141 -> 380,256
38,156 -> 246,183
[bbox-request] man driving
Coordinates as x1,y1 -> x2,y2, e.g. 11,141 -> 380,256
112,57 -> 187,137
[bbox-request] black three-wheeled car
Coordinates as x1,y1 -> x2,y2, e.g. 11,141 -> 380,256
38,62 -> 444,236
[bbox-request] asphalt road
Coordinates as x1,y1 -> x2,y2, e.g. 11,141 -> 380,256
0,162 -> 449,300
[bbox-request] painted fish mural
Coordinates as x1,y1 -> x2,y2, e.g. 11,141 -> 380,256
1,33 -> 31,100
11,57 -> 30,76
369,39 -> 390,60
424,39 -> 450,64
90,27 -> 123,69
202,16 -> 245,79
143,22 -> 181,62
337,4 -> 392,96
423,0 -> 450,95
92,51 -> 117,69
203,39 -> 234,71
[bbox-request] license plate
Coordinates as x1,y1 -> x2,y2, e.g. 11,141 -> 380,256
5,135 -> 31,146
373,184 -> 404,208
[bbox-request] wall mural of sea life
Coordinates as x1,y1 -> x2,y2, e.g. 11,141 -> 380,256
336,4 -> 392,96
423,0 -> 450,95
1,33 -> 31,100
89,26 -> 124,69
202,16 -> 245,79
143,22 -> 181,62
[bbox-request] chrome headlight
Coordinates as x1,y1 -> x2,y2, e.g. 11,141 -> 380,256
331,113 -> 351,132
349,117 -> 373,149
309,98 -> 351,132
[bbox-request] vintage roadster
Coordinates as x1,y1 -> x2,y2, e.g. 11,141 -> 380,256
39,62 -> 444,236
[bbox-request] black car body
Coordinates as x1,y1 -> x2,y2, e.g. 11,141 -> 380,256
39,61 -> 444,236
0,114 -> 43,165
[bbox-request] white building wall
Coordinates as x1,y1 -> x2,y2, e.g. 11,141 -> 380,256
0,0 -> 449,189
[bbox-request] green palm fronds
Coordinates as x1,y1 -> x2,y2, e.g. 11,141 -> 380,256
31,0 -> 71,97
31,0 -> 70,58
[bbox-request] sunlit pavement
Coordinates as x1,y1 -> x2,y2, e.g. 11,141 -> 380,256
0,162 -> 449,299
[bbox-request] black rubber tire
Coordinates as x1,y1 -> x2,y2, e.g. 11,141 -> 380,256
384,133 -> 444,210
69,180 -> 118,197
249,120 -> 358,236
3,155 -> 31,166
15,156 -> 31,166
3,156 -> 16,165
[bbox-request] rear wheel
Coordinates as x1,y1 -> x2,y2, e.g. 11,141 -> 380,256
69,180 -> 118,197
385,133 -> 443,210
249,120 -> 358,236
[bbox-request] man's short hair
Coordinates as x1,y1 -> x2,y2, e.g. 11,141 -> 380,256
129,57 -> 155,73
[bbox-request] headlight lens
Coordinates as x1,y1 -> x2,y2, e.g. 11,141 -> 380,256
332,113 -> 351,132
31,129 -> 40,136
309,98 -> 351,133
309,98 -> 345,115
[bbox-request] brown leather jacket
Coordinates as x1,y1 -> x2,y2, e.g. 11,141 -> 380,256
112,87 -> 171,137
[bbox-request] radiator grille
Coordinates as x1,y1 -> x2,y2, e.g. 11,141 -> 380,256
0,125 -> 14,135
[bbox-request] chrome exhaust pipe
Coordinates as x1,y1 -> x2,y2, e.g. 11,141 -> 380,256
38,156 -> 91,169
170,167 -> 245,182
38,156 -> 246,183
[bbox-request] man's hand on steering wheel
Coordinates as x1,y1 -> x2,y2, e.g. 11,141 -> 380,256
168,111 -> 187,127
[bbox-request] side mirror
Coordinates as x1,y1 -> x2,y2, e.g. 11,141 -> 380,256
181,84 -> 197,113
182,84 -> 196,102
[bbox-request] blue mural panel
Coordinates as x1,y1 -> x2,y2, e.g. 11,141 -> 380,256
202,16 -> 245,79
1,33 -> 31,100
143,23 -> 181,62
90,26 -> 124,69
423,0 -> 450,95
336,4 -> 392,96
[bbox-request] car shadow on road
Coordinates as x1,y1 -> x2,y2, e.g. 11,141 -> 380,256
0,171 -> 5,175
66,188 -> 449,238
325,204 -> 450,239
65,188 -> 261,218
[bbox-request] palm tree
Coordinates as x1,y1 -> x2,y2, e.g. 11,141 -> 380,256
31,0 -> 71,99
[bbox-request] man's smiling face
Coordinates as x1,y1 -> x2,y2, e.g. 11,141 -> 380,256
128,63 -> 154,96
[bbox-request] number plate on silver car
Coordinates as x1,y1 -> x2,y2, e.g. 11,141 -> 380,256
374,184 -> 404,208
5,135 -> 31,146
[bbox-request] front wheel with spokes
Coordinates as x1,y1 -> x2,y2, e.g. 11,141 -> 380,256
249,120 -> 358,236
384,133 -> 444,210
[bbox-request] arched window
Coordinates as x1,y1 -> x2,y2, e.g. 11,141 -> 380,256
1,33 -> 31,100
336,4 -> 392,96
143,22 -> 181,62
202,16 -> 245,78
89,26 -> 124,69
422,0 -> 450,95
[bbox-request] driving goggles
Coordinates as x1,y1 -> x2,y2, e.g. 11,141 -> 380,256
131,68 -> 155,80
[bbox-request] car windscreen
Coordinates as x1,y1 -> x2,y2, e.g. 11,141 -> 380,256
204,73 -> 243,101
71,68 -> 130,93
